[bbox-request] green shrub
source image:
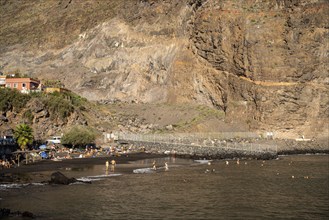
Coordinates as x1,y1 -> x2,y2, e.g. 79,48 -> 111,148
61,126 -> 96,147
0,88 -> 31,112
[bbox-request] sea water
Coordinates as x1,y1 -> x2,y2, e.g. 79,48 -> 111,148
0,155 -> 328,219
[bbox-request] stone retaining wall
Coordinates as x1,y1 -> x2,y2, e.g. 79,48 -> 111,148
122,140 -> 278,160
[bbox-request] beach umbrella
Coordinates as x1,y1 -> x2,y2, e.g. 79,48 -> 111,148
39,144 -> 47,150
40,151 -> 48,159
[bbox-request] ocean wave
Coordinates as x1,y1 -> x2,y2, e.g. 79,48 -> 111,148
86,174 -> 122,178
194,159 -> 213,164
76,174 -> 122,182
0,182 -> 46,190
133,168 -> 155,174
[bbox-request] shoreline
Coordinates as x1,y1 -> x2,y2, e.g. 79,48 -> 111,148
0,152 -> 165,183
1,150 -> 328,184
1,137 -> 328,184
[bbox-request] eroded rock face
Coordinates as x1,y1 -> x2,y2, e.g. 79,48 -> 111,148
0,0 -> 328,138
189,0 -> 329,138
191,1 -> 328,82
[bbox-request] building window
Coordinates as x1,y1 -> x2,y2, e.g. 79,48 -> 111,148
13,83 -> 18,88
22,83 -> 26,88
6,83 -> 11,88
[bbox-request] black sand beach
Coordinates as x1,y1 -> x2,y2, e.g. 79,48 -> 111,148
0,152 -> 166,183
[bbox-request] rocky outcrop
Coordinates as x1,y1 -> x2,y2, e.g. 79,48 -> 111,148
0,208 -> 34,219
0,0 -> 327,139
49,171 -> 77,185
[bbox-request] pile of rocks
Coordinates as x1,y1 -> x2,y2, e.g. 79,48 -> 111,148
0,208 -> 34,219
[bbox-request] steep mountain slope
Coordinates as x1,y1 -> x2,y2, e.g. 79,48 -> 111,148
0,0 -> 328,139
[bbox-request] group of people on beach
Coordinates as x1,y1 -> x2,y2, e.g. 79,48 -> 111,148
103,145 -> 138,156
0,154 -> 20,169
0,159 -> 12,169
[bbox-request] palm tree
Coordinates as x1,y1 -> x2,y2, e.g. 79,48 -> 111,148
13,123 -> 34,151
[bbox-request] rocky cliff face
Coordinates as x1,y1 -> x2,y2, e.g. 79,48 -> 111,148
188,0 -> 329,138
0,0 -> 328,139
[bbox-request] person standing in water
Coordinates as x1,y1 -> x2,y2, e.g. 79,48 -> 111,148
105,160 -> 109,171
152,160 -> 157,170
105,160 -> 110,175
165,162 -> 169,171
111,159 -> 116,172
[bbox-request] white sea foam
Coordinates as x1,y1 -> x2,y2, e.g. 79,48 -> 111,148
75,177 -> 102,182
70,181 -> 91,185
87,174 -> 122,178
31,182 -> 46,186
133,168 -> 155,174
76,174 -> 122,182
0,182 -> 46,190
194,160 -> 213,164
0,183 -> 26,190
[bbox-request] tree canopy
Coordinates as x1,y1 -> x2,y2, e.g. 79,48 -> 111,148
61,126 -> 96,148
13,123 -> 34,150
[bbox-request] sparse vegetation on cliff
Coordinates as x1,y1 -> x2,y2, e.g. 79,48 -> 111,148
0,88 -> 90,140
42,91 -> 87,120
0,89 -> 87,121
0,88 -> 31,112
